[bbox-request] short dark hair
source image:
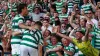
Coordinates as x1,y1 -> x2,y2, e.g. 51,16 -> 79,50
17,3 -> 27,14
75,28 -> 86,35
33,7 -> 41,12
35,21 -> 42,26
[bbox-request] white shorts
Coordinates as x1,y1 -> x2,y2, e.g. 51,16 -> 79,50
20,45 -> 38,56
11,44 -> 20,56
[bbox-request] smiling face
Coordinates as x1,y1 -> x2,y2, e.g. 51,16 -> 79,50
34,7 -> 40,14
43,30 -> 51,38
86,11 -> 93,19
75,32 -> 83,40
80,19 -> 86,27
42,20 -> 49,27
62,7 -> 67,14
61,23 -> 66,29
26,20 -> 32,26
51,36 -> 57,45
62,38 -> 70,46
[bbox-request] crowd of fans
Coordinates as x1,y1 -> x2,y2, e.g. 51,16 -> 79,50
0,0 -> 100,56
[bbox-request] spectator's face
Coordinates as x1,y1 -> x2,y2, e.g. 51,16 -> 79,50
76,8 -> 80,14
96,10 -> 100,19
43,20 -> 49,27
80,19 -> 86,27
34,8 -> 40,14
62,18 -> 68,24
75,32 -> 83,40
54,13 -> 59,17
86,11 -> 93,18
51,37 -> 57,45
75,19 -> 80,24
44,16 -> 50,21
31,21 -> 35,26
3,12 -> 6,17
43,30 -> 50,38
22,7 -> 28,16
62,38 -> 70,46
62,8 -> 67,13
3,6 -> 8,10
61,23 -> 66,29
83,0 -> 88,4
26,20 -> 31,26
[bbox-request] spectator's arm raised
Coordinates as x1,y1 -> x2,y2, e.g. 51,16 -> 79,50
69,12 -> 77,28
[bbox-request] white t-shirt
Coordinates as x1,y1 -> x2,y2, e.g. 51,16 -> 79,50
29,13 -> 44,22
41,25 -> 53,32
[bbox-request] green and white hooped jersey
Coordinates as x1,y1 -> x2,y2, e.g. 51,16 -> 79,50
74,0 -> 80,6
59,14 -> 68,20
11,14 -> 24,44
74,46 -> 85,56
21,29 -> 43,49
81,3 -> 92,13
46,42 -> 62,56
27,4 -> 34,13
64,45 -> 75,56
8,3 -> 17,12
55,1 -> 63,14
68,1 -> 74,8
91,25 -> 100,50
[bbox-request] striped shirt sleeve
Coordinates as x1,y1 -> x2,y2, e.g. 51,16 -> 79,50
35,30 -> 44,45
18,18 -> 24,24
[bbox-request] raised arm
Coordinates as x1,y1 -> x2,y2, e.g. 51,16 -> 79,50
46,46 -> 62,53
63,49 -> 74,56
12,31 -> 21,36
69,12 -> 77,28
82,27 -> 90,42
69,29 -> 76,38
19,23 -> 32,30
89,0 -> 96,10
56,32 -> 73,42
